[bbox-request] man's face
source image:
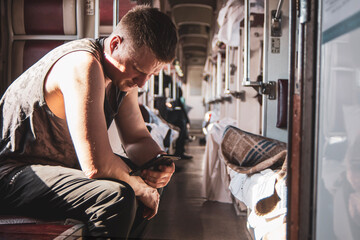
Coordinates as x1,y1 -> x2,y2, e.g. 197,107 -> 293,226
105,39 -> 166,92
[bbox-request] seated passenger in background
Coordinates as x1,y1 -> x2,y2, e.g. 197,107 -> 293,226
172,87 -> 192,159
0,5 -> 177,239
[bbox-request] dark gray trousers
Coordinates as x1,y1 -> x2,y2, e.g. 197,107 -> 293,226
0,165 -> 148,239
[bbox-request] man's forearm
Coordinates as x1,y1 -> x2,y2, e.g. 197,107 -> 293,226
88,153 -> 151,197
124,136 -> 165,166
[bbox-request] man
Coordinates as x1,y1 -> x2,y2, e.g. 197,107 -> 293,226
0,5 -> 177,239
172,87 -> 192,159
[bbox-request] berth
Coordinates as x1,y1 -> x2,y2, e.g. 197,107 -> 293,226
203,124 -> 287,239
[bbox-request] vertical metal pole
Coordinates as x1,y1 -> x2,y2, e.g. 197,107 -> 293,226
206,74 -> 210,103
212,63 -> 216,99
237,46 -> 241,92
172,72 -> 177,100
217,52 -> 222,98
143,80 -> 148,106
296,24 -> 304,95
112,0 -> 119,30
236,46 -> 242,128
77,0 -> 85,38
167,63 -> 171,75
259,40 -> 264,77
296,0 -> 309,95
159,69 -> 164,97
94,0 -> 99,38
225,45 -> 230,94
243,0 -> 250,84
208,62 -> 212,102
142,89 -> 146,105
275,0 -> 284,19
150,75 -> 155,110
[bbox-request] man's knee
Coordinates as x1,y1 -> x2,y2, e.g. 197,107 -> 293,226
86,180 -> 137,238
114,181 -> 137,215
93,179 -> 137,216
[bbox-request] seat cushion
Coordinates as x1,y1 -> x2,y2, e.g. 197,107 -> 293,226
11,40 -> 65,81
221,126 -> 287,174
11,0 -> 76,35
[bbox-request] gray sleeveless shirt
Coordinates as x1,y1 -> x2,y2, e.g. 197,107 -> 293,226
0,38 -> 126,179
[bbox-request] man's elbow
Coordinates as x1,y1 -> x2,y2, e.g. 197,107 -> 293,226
83,167 -> 108,179
83,167 -> 99,179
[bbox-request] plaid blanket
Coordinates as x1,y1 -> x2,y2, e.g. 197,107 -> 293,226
221,126 -> 287,175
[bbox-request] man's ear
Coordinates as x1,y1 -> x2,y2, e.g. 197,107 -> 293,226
109,35 -> 123,54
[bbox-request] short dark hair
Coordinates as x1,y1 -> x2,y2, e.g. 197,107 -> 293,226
115,5 -> 178,63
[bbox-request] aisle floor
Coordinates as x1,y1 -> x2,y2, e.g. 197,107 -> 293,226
143,131 -> 252,240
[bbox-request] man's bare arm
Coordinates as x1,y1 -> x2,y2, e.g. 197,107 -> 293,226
45,51 -> 159,218
115,88 -> 164,165
115,88 -> 175,188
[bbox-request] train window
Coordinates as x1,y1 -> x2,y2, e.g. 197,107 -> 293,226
316,2 -> 360,238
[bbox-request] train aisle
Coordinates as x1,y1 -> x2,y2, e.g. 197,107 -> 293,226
143,130 -> 252,240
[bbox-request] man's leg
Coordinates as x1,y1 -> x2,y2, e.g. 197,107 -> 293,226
128,188 -> 163,239
0,165 -> 137,239
174,118 -> 192,159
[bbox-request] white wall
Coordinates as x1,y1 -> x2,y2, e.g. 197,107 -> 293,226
262,0 -> 289,142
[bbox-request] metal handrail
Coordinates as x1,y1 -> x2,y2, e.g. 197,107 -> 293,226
94,0 -> 99,38
242,0 -> 262,87
224,45 -> 230,94
275,0 -> 284,20
113,0 -> 119,30
216,52 -> 222,98
243,0 -> 251,85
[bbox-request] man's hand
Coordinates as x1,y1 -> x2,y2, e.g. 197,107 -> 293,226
128,175 -> 160,219
138,184 -> 160,219
141,162 -> 175,188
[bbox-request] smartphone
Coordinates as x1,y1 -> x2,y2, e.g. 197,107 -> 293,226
129,154 -> 180,176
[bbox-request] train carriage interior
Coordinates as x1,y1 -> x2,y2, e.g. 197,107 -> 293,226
0,0 -> 360,239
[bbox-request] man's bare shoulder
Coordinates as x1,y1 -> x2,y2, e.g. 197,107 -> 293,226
58,51 -> 101,71
47,50 -> 103,87
45,50 -> 105,119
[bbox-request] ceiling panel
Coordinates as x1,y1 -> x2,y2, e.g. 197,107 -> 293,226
172,4 -> 213,27
169,1 -> 216,66
178,24 -> 209,39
